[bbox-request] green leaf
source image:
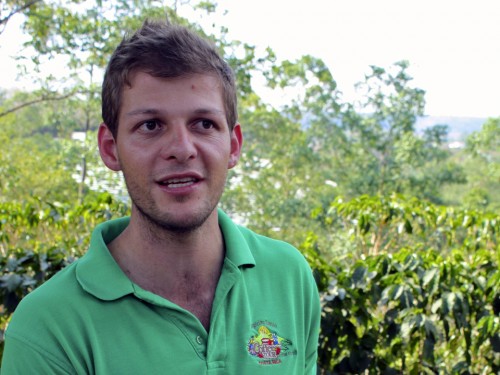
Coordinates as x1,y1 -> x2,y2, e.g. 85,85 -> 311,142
424,318 -> 440,342
422,336 -> 435,362
391,285 -> 403,300
491,334 -> 500,352
431,299 -> 442,314
400,320 -> 412,341
400,288 -> 414,308
451,361 -> 469,373
352,266 -> 368,288
0,273 -> 23,292
422,267 -> 438,287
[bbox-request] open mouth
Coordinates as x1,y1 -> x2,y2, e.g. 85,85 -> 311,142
158,177 -> 198,188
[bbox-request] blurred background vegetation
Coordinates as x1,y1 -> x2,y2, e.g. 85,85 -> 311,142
0,1 -> 498,373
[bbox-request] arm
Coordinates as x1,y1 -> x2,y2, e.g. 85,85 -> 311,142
304,271 -> 321,374
1,334 -> 73,375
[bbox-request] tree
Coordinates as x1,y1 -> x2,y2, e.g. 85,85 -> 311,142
0,0 -> 42,33
0,92 -> 83,203
307,61 -> 465,203
442,117 -> 500,211
221,54 -> 342,247
463,117 -> 500,210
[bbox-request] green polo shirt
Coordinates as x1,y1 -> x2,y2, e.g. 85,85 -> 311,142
1,209 -> 320,374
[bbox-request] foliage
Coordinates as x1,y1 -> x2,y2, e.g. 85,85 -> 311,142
0,192 -> 129,259
319,194 -> 499,259
0,110 -> 83,204
2,0 -> 474,248
316,247 -> 499,374
0,0 -> 42,33
307,61 -> 465,203
223,56 -> 469,250
306,195 -> 500,374
447,117 -> 500,211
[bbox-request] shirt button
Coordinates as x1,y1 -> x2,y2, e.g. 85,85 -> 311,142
196,336 -> 203,345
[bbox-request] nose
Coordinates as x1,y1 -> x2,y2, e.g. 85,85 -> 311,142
160,125 -> 197,162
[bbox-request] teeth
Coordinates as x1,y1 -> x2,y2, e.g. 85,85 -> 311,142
162,177 -> 196,188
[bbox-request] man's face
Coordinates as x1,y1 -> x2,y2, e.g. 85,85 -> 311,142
98,71 -> 242,232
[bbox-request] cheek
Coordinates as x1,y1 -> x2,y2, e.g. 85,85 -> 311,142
213,147 -> 234,168
117,151 -> 149,177
117,141 -> 152,162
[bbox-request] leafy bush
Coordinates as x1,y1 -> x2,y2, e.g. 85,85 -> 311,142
0,192 -> 129,255
316,248 -> 499,374
306,194 -> 500,373
320,194 -> 499,259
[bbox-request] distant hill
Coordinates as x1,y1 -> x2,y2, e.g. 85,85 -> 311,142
415,116 -> 488,141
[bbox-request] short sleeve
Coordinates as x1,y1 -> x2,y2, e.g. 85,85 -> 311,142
1,333 -> 73,375
304,269 -> 321,374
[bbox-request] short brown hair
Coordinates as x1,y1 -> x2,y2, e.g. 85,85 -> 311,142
101,20 -> 237,137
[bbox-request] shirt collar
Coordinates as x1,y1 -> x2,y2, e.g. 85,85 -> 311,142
217,209 -> 256,268
76,209 -> 255,301
76,217 -> 133,301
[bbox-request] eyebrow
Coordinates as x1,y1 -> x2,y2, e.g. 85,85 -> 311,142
193,108 -> 225,116
125,108 -> 225,117
125,108 -> 160,117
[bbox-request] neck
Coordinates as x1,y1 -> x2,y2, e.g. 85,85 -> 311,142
108,207 -> 225,300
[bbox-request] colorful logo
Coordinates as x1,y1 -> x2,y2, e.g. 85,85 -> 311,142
247,323 -> 295,365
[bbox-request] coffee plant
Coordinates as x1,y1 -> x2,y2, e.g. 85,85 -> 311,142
308,194 -> 500,373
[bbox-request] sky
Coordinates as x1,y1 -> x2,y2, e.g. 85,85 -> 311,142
212,0 -> 500,118
1,0 -> 499,118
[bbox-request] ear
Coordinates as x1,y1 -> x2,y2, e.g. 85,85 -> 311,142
97,123 -> 121,172
228,123 -> 243,169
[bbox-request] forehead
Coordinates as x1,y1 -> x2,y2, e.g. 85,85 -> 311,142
119,71 -> 226,118
126,70 -> 222,91
124,71 -> 223,101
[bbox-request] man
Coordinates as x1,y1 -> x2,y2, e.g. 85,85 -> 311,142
1,20 -> 320,374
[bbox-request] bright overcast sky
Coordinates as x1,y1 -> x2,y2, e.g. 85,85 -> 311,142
213,0 -> 500,118
1,0 -> 499,118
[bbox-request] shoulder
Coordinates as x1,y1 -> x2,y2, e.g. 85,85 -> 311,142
232,223 -> 321,325
3,261 -> 84,369
8,261 -> 82,330
234,225 -> 316,288
218,209 -> 312,273
237,225 -> 304,261
8,215 -> 130,332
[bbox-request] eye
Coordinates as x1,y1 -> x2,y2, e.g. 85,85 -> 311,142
194,119 -> 215,131
139,120 -> 162,132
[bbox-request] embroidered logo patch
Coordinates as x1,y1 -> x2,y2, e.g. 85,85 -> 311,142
247,321 -> 296,365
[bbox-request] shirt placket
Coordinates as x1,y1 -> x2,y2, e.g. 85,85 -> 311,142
206,259 -> 240,373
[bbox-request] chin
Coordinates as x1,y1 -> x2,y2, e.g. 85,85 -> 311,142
157,216 -> 207,234
135,203 -> 216,234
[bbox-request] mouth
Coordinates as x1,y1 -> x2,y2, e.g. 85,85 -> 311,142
157,177 -> 200,188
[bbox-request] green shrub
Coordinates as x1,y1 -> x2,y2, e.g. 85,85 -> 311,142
305,194 -> 500,373
316,248 -> 499,374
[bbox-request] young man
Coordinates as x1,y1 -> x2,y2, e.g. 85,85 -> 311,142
1,21 -> 320,374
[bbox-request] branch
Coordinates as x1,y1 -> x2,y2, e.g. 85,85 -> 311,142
0,0 -> 43,33
0,91 -> 79,118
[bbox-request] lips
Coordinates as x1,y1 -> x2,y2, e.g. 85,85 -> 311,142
159,177 -> 197,188
156,174 -> 202,189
